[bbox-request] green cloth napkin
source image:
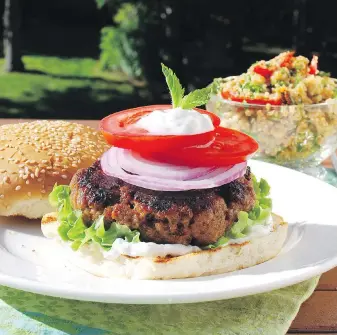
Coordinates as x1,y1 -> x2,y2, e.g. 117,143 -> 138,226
0,276 -> 319,335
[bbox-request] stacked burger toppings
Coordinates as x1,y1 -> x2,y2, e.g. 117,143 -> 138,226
43,64 -> 275,258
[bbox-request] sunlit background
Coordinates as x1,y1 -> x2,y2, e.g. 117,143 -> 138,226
0,0 -> 336,119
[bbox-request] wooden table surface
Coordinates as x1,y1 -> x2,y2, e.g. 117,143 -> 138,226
1,118 -> 337,334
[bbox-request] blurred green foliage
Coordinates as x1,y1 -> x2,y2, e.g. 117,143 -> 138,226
99,3 -> 143,78
0,55 -> 147,118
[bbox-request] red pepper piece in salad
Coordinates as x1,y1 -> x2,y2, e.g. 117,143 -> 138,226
253,65 -> 274,79
309,55 -> 318,75
253,51 -> 295,79
279,51 -> 295,67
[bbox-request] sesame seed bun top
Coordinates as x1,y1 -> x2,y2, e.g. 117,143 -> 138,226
0,120 -> 110,219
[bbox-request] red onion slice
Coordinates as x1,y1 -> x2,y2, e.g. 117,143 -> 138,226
100,147 -> 247,191
117,148 -> 215,180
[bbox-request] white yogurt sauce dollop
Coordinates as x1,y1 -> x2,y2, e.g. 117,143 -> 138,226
103,240 -> 201,259
135,107 -> 214,135
103,215 -> 274,259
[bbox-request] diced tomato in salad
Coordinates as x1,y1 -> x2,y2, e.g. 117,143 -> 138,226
221,90 -> 282,106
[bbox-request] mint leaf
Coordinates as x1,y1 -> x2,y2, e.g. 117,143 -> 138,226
180,86 -> 211,109
161,63 -> 184,108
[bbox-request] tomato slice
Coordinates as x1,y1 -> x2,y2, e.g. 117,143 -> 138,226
100,105 -> 220,152
140,127 -> 259,167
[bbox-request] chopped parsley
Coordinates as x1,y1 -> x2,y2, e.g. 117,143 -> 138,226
242,82 -> 264,93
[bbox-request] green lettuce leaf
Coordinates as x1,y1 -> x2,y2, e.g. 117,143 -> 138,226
206,174 -> 272,248
48,184 -> 141,251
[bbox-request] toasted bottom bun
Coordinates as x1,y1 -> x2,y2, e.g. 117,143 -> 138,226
2,199 -> 53,219
41,213 -> 287,280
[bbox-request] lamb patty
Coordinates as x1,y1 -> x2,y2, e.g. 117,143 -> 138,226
70,161 -> 255,246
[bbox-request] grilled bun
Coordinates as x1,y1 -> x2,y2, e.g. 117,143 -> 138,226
41,212 -> 287,280
0,121 -> 109,219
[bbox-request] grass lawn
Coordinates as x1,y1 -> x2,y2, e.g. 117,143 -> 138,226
0,56 -> 149,119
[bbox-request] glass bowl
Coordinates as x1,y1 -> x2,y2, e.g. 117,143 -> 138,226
206,90 -> 337,179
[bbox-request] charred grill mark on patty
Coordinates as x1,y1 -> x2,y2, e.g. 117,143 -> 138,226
70,160 -> 255,246
72,161 -> 121,209
219,166 -> 252,204
133,188 -> 218,212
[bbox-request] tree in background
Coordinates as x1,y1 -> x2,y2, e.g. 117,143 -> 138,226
3,0 -> 24,72
99,2 -> 143,78
96,0 -> 181,100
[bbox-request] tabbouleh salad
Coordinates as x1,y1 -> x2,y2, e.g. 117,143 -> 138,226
208,52 -> 337,165
214,51 -> 337,105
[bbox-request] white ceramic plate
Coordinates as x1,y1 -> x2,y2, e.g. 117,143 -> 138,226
1,160 -> 337,304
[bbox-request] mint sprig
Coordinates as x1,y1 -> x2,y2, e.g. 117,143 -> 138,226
161,63 -> 184,108
161,63 -> 211,109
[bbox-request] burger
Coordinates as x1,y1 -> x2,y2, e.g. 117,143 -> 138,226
0,121 -> 109,219
41,65 -> 288,279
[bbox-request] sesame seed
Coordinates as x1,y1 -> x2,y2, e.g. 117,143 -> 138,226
35,168 -> 40,177
37,178 -> 42,182
0,194 -> 4,199
3,176 -> 10,183
22,175 -> 28,180
15,186 -> 21,191
61,174 -> 67,179
42,160 -> 48,164
52,171 -> 59,176
40,169 -> 46,174
27,192 -> 32,197
30,173 -> 35,179
26,180 -> 30,185
41,189 -> 46,194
